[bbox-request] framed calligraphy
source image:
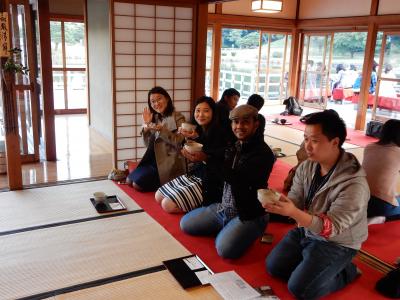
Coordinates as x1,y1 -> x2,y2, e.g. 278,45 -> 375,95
0,12 -> 10,57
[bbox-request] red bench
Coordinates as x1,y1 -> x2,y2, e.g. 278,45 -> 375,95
377,96 -> 400,112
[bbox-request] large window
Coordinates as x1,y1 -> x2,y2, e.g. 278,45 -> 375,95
218,28 -> 291,103
50,19 -> 87,113
374,32 -> 400,121
205,28 -> 213,97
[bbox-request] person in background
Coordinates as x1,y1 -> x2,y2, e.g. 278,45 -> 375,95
247,93 -> 266,133
379,64 -> 397,98
352,60 -> 379,95
155,96 -> 228,213
215,88 -> 240,139
180,105 -> 275,259
348,64 -> 359,88
126,86 -> 186,191
370,60 -> 379,94
362,119 -> 400,224
264,110 -> 369,299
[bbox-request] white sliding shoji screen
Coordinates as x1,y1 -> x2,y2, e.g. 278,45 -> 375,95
113,1 -> 193,169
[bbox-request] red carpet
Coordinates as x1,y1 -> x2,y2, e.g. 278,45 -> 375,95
117,160 -> 385,299
267,114 -> 378,147
362,221 -> 400,266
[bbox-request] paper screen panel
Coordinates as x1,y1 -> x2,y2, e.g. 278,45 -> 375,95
155,79 -> 173,90
113,2 -> 193,162
117,137 -> 135,150
136,4 -> 155,17
136,67 -> 154,79
156,43 -> 174,55
156,18 -> 174,31
136,30 -> 155,43
156,6 -> 174,18
115,29 -> 135,42
116,79 -> 135,91
115,42 -> 135,54
114,2 -> 134,15
116,91 -> 135,103
136,17 -> 155,30
116,103 -> 135,115
156,31 -> 174,43
116,115 -> 133,127
136,43 -> 155,55
114,16 -> 134,29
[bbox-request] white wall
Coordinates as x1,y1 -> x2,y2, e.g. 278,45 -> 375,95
87,0 -> 113,142
299,0 -> 371,19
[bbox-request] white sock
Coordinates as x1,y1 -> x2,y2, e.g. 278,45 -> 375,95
367,216 -> 386,225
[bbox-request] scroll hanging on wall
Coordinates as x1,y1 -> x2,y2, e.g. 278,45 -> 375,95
0,12 -> 10,57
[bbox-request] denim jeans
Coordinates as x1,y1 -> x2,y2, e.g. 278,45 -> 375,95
368,196 -> 400,219
180,203 -> 269,259
266,227 -> 358,300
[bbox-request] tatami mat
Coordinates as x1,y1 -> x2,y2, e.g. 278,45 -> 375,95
265,136 -> 301,157
51,270 -> 221,300
0,213 -> 190,299
0,180 -> 141,233
266,123 -> 361,149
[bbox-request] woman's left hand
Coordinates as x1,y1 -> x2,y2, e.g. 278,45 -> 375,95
181,148 -> 207,162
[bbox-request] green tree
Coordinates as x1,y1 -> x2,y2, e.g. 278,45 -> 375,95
333,32 -> 367,58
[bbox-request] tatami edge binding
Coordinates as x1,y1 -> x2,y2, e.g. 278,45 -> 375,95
0,209 -> 145,236
17,265 -> 167,300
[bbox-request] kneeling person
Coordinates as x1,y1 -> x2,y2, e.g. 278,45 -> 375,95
264,110 -> 369,299
180,105 -> 275,259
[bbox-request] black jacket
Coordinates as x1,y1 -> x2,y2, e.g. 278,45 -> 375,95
203,134 -> 276,221
189,125 -> 231,204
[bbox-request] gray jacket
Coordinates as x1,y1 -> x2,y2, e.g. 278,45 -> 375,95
289,151 -> 370,250
142,111 -> 186,185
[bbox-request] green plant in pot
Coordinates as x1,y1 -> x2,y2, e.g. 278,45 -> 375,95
2,47 -> 29,90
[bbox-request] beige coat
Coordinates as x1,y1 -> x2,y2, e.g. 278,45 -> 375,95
142,111 -> 186,185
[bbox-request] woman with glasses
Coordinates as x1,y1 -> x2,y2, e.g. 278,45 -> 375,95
126,86 -> 186,191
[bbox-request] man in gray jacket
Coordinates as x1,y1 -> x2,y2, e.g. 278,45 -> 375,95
263,110 -> 369,300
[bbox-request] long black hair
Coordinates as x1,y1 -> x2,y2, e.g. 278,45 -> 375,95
147,86 -> 174,117
190,96 -> 217,137
378,119 -> 400,147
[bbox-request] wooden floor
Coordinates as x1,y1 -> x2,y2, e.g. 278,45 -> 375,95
0,115 -> 113,190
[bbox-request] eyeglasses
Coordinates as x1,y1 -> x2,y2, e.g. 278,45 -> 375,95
150,98 -> 164,106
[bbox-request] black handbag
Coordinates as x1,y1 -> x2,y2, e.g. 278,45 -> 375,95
376,268 -> 400,298
366,120 -> 383,138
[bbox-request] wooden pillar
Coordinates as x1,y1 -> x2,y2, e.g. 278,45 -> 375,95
37,0 -> 57,161
355,0 -> 379,130
1,69 -> 23,190
193,2 -> 208,102
1,2 -> 23,190
355,22 -> 378,130
288,28 -> 301,97
210,22 -> 221,100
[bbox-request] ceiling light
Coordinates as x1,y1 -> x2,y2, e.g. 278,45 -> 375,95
251,0 -> 283,13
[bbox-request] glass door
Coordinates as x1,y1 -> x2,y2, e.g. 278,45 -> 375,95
373,31 -> 400,122
8,0 -> 40,162
299,34 -> 333,109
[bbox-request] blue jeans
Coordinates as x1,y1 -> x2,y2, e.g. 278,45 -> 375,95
266,227 -> 358,300
180,203 -> 269,259
368,196 -> 400,219
127,163 -> 160,192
